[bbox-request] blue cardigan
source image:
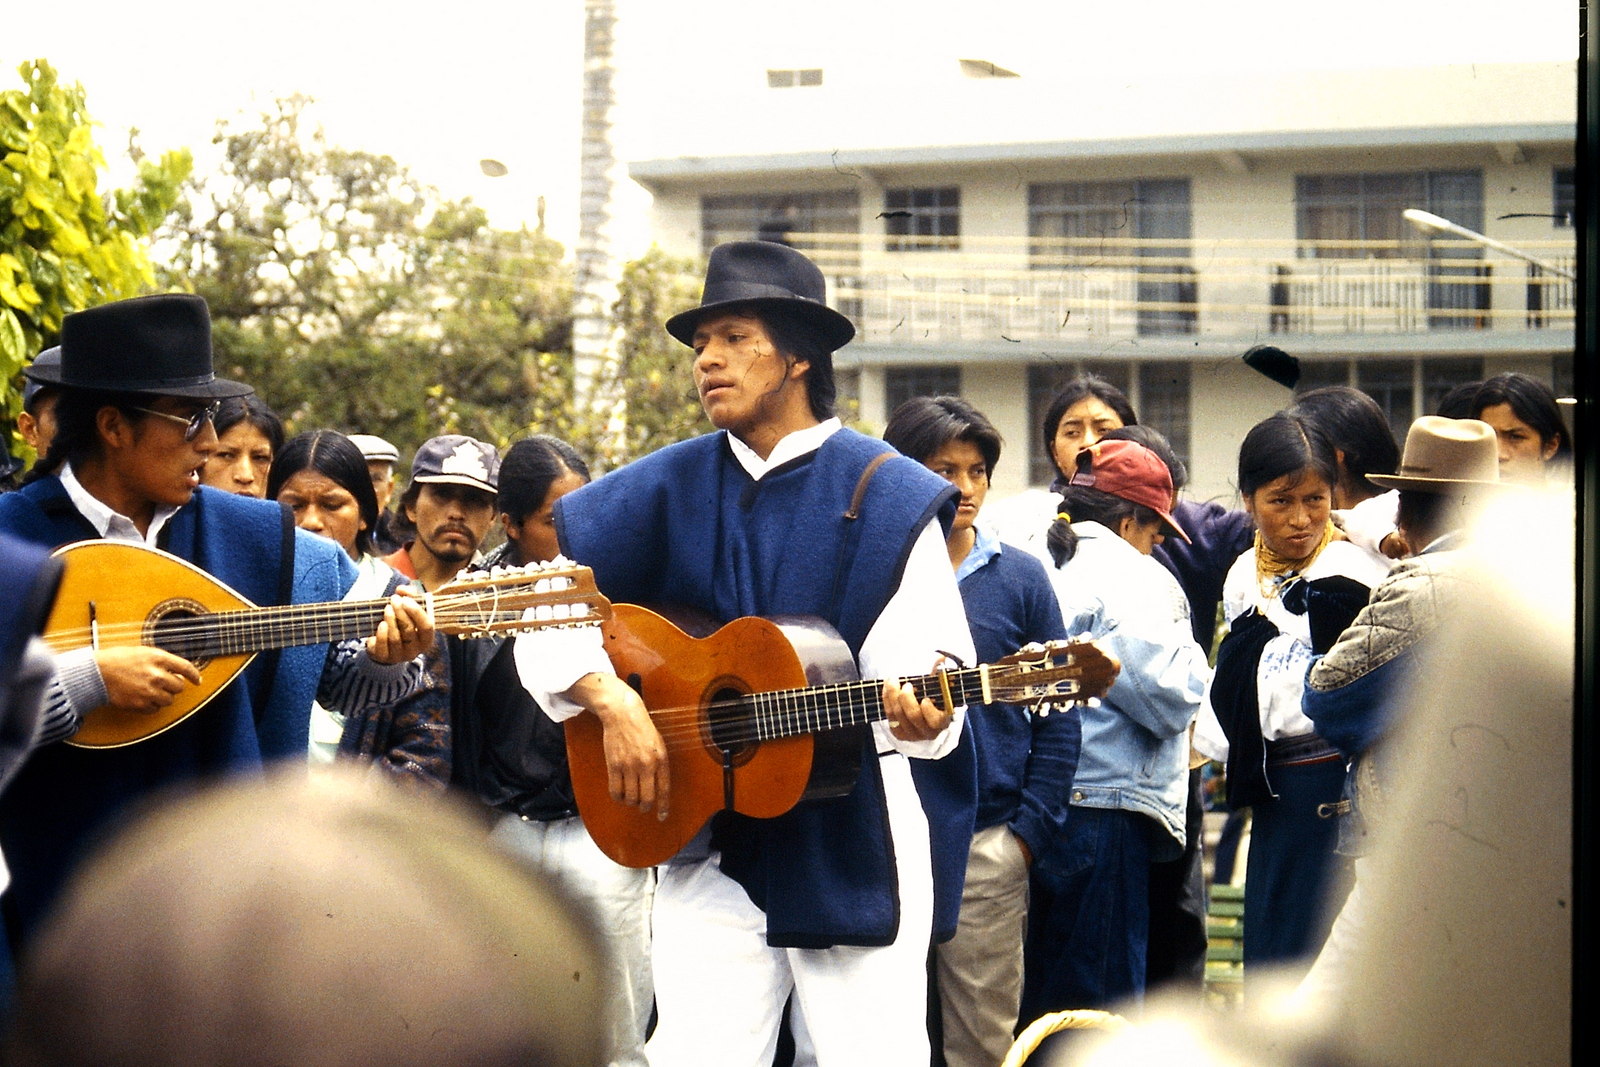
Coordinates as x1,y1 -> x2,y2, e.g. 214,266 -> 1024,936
556,428 -> 973,948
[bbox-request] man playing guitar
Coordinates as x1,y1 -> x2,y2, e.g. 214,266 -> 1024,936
516,241 -> 976,1066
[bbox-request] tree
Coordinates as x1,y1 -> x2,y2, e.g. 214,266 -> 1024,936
601,247 -> 707,467
0,59 -> 190,461
157,95 -> 576,457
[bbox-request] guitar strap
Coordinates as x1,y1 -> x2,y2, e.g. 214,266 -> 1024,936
246,504 -> 298,728
841,452 -> 894,521
829,450 -> 895,640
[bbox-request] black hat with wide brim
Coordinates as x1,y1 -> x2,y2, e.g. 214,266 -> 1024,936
59,293 -> 251,400
665,241 -> 855,351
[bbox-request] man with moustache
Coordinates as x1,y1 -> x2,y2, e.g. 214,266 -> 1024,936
515,241 -> 977,1066
381,435 -> 500,592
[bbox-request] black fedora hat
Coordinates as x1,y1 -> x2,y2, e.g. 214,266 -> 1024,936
665,241 -> 855,351
59,294 -> 251,400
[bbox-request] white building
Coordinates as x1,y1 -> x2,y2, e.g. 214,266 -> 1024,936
625,59 -> 1575,503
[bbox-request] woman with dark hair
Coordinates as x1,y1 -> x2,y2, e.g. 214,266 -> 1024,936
1468,372 -> 1571,484
1020,439 -> 1207,1015
267,431 -> 441,782
450,435 -> 655,1067
1290,386 -> 1404,564
883,397 -> 1073,1066
202,393 -> 285,499
987,374 -> 1134,561
490,435 -> 591,568
1192,413 -> 1390,984
990,380 -> 1251,1000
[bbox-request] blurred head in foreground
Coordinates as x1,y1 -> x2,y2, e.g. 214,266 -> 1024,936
5,766 -> 607,1067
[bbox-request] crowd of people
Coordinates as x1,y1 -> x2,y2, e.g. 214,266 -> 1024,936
0,241 -> 1573,1066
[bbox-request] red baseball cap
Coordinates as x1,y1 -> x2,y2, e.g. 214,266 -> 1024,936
1069,439 -> 1191,543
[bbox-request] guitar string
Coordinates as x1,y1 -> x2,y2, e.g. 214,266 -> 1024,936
614,663 -> 1083,749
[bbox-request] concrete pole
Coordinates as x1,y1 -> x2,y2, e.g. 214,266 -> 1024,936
573,0 -> 623,454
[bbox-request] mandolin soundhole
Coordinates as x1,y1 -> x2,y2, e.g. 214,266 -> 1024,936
703,685 -> 760,767
146,599 -> 214,669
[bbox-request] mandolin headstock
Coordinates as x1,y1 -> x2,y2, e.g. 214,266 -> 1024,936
981,640 -> 1120,715
430,560 -> 612,638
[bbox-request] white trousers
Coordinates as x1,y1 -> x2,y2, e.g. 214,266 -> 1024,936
646,754 -> 934,1067
489,812 -> 655,1067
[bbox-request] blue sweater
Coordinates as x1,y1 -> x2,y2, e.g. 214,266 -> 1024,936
956,530 -> 1078,860
555,428 -> 973,948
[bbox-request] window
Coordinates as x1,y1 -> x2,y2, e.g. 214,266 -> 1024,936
885,366 -> 960,416
767,68 -> 823,88
1294,356 -> 1488,432
699,191 -> 860,259
1025,361 -> 1190,485
1296,170 -> 1487,327
1354,359 -> 1416,447
884,187 -> 960,251
1295,170 -> 1483,259
1422,357 -> 1485,417
1553,167 -> 1575,228
1028,179 -> 1195,335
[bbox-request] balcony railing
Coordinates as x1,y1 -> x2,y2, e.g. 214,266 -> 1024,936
757,233 -> 1577,346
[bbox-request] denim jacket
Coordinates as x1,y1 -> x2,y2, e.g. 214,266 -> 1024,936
1041,522 -> 1210,859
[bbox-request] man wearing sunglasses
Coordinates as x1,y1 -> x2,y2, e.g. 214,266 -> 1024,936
0,294 -> 436,955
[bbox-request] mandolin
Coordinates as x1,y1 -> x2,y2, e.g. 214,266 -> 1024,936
43,540 -> 611,749
567,604 -> 1118,868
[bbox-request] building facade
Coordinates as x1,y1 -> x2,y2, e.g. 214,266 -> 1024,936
626,61 -> 1575,503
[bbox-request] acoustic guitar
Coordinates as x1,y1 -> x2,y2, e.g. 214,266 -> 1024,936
43,540 -> 611,749
567,604 -> 1119,868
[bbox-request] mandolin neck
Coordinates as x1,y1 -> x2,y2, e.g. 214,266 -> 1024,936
745,665 -> 991,740
155,599 -> 399,660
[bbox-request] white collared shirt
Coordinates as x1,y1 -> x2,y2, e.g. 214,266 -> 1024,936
59,463 -> 181,545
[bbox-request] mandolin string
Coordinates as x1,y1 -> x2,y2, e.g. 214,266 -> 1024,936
46,587 -> 607,647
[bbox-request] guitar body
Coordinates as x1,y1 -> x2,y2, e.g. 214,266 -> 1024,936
43,542 -> 257,749
567,604 -> 864,869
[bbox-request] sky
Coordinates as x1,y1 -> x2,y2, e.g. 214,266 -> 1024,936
5,0 -> 1579,256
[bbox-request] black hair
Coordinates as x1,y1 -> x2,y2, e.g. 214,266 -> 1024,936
745,303 -> 838,420
214,394 -> 285,456
1237,412 -> 1339,498
24,388 -> 146,483
1395,488 -> 1473,552
1470,372 -> 1571,459
1101,425 -> 1187,490
1038,374 -> 1137,469
22,383 -> 58,416
882,395 -> 1003,475
1046,481 -> 1161,568
497,436 -> 592,523
1434,380 -> 1483,420
267,430 -> 381,558
1289,386 -> 1400,500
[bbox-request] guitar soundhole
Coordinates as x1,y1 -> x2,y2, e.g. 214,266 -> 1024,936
146,599 -> 213,670
704,685 -> 759,766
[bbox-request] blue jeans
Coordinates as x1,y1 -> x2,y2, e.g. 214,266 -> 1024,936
1021,806 -> 1153,1018
1244,757 -> 1352,980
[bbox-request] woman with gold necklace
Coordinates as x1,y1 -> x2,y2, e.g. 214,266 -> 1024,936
1193,413 -> 1390,989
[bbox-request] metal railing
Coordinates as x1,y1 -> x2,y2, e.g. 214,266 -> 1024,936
752,233 -> 1578,345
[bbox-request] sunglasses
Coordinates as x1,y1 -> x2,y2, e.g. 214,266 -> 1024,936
129,401 -> 223,442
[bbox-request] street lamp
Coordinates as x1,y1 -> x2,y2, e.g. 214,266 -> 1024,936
1402,208 -> 1576,281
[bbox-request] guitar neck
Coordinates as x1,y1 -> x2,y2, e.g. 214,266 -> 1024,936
746,664 -> 992,741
